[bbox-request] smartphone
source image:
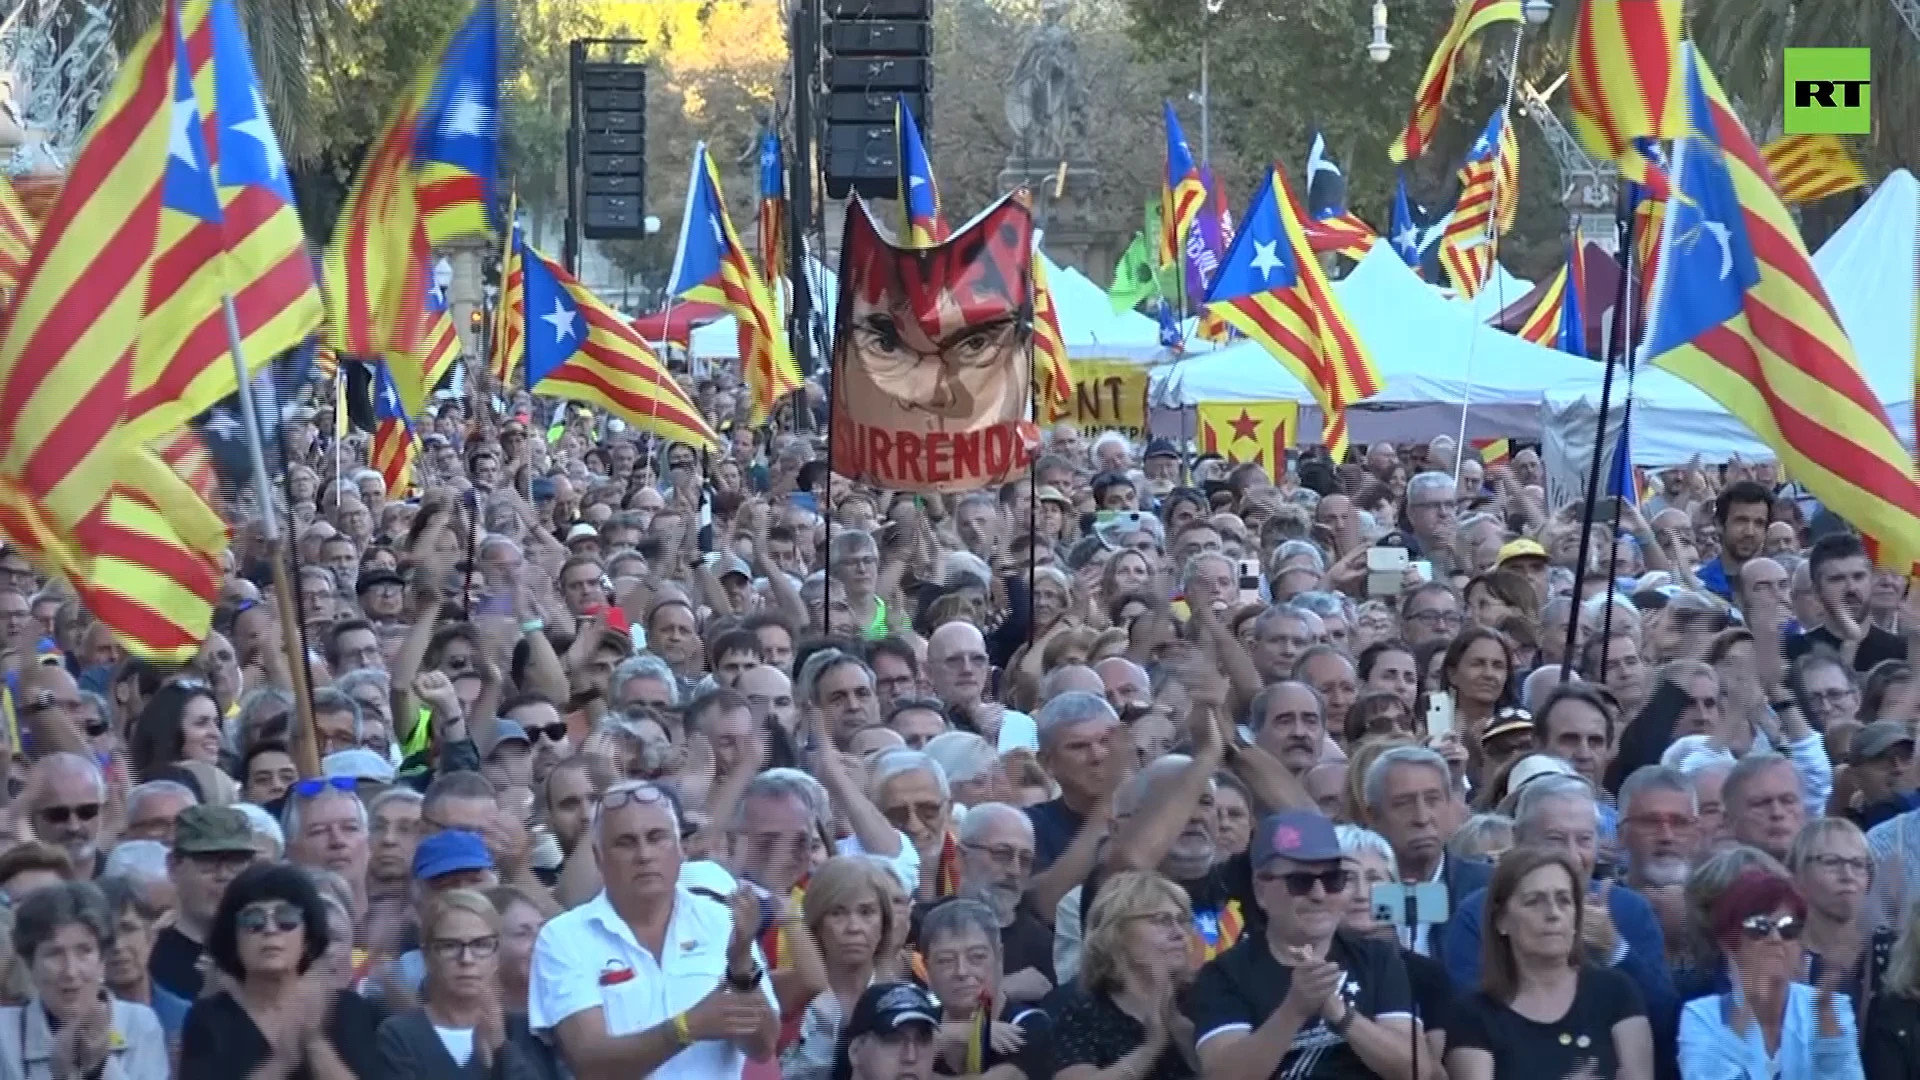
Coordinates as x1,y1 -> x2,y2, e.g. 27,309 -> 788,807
1236,559 -> 1263,606
1366,546 -> 1410,598
1426,691 -> 1456,739
1411,559 -> 1433,584
1371,882 -> 1451,927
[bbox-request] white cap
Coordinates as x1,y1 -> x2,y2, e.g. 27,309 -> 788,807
1507,754 -> 1575,794
566,523 -> 600,543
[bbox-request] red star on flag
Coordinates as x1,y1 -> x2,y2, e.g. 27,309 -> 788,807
1229,408 -> 1261,442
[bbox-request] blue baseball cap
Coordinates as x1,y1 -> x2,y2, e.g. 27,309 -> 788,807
411,830 -> 494,882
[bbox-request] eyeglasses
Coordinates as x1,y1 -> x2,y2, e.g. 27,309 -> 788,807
1809,854 -> 1872,877
1740,914 -> 1803,942
1407,610 -> 1463,629
1805,687 -> 1858,707
1259,868 -> 1349,897
83,715 -> 111,738
428,934 -> 500,961
1126,911 -> 1186,932
237,902 -> 304,935
1624,813 -> 1697,834
21,693 -> 83,717
289,776 -> 358,800
35,802 -> 101,825
602,782 -> 673,813
882,801 -> 948,830
961,842 -> 1034,872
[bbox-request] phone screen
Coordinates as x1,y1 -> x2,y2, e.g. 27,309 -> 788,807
1426,692 -> 1456,739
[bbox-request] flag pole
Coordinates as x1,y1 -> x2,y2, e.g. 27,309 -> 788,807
223,295 -> 322,777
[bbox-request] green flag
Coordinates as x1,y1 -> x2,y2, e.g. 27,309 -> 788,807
1108,231 -> 1157,313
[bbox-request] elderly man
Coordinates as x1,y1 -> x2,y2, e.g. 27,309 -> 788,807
1360,745 -> 1489,967
870,751 -> 955,901
1250,681 -> 1326,778
1092,656 -> 1151,717
1404,471 -> 1461,575
1250,607 -> 1319,685
736,663 -> 797,739
151,805 -> 257,1000
798,648 -> 881,749
25,753 -> 108,879
1293,647 -> 1358,744
947,802 -> 1053,1001
829,531 -> 889,641
123,781 -> 199,847
284,779 -> 372,922
531,781 -> 778,1080
1724,752 -> 1806,863
1617,765 -> 1700,960
1441,774 -> 1674,1021
927,621 -> 1028,741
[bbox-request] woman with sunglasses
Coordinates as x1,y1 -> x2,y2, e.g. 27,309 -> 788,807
1677,869 -> 1864,1079
180,863 -> 372,1080
124,681 -> 223,783
0,882 -> 167,1080
375,890 -> 558,1080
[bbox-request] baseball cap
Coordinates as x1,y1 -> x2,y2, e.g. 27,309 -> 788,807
355,568 -> 406,595
1481,707 -> 1534,744
1496,538 -> 1549,566
173,806 -> 258,856
1144,438 -> 1180,461
412,830 -> 495,882
1507,754 -> 1575,793
484,719 -> 533,758
841,982 -> 940,1041
713,553 -> 752,580
1853,719 -> 1915,764
322,748 -> 395,784
566,523 -> 600,543
1252,810 -> 1343,868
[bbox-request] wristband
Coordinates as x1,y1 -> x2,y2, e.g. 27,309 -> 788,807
672,1012 -> 693,1046
520,618 -> 546,636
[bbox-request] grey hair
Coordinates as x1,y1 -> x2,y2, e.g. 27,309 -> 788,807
1522,665 -> 1573,712
12,882 -> 112,963
925,731 -> 998,789
368,787 -> 424,818
232,802 -> 285,859
1361,745 -> 1451,811
1180,551 -> 1234,596
796,647 -> 873,708
30,752 -> 105,802
870,750 -> 950,803
1334,824 -> 1399,879
1541,595 -> 1574,627
1448,814 -> 1515,862
735,768 -> 831,829
1248,680 -> 1325,731
311,687 -> 364,740
1253,604 -> 1315,641
1513,774 -> 1600,837
102,840 -> 171,886
1090,430 -> 1131,461
1722,752 -> 1795,814
1292,591 -> 1350,622
830,529 -> 879,564
956,802 -> 1032,846
1034,691 -> 1118,752
1407,471 -> 1455,504
1037,665 -> 1102,702
477,533 -> 523,562
1273,540 -> 1327,574
1117,756 -> 1195,818
589,780 -> 682,848
1033,564 -> 1071,595
281,785 -> 368,838
918,896 -> 1003,957
1787,817 -> 1867,874
610,654 -> 681,711
940,550 -> 993,590
302,867 -> 355,922
336,668 -> 392,700
1619,764 -> 1699,818
126,780 -> 199,823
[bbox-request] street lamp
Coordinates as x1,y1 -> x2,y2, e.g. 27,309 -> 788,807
644,214 -> 662,235
1368,0 -> 1391,63
1523,0 -> 1552,25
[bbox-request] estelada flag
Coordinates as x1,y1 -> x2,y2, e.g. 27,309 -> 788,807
1198,401 -> 1297,469
828,194 -> 1039,493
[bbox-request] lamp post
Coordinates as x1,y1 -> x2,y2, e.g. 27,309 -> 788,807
1368,0 -> 1391,63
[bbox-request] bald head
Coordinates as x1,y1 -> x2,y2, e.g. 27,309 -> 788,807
1095,656 -> 1151,711
928,620 -> 986,659
1038,663 -> 1104,703
1739,557 -> 1789,609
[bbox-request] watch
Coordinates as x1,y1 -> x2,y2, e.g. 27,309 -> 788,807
1328,1002 -> 1355,1035
727,964 -> 764,993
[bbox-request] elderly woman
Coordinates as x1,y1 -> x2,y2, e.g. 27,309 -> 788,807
180,863 -> 381,1080
0,883 -> 166,1080
920,898 -> 1051,1079
485,887 -> 547,1016
925,732 -> 1001,814
375,890 -> 557,1080
1335,825 -> 1450,1066
782,856 -> 897,1080
1446,847 -> 1653,1080
1790,818 -> 1889,1015
1052,871 -> 1196,1080
1679,870 -> 1864,1078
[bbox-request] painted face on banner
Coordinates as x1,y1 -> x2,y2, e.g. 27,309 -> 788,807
830,197 -> 1039,493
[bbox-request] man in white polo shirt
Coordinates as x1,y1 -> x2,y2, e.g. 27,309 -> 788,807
531,779 -> 779,1079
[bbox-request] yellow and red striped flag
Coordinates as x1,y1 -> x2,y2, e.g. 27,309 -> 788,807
1198,401 -> 1298,468
1567,0 -> 1682,195
1159,102 -> 1208,270
1759,134 -> 1868,205
1513,264 -> 1567,346
1471,437 -> 1512,467
1031,255 -> 1074,424
1440,108 -> 1516,299
0,175 -> 38,298
1645,43 -> 1920,572
489,229 -> 524,385
664,143 -> 799,427
370,363 -> 417,497
1388,0 -> 1521,163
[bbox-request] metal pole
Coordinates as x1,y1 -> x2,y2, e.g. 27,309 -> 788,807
787,0 -> 817,381
222,296 -> 321,778
564,40 -> 585,277
1198,30 -> 1209,164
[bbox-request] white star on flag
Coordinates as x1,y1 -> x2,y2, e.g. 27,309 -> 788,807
1248,240 -> 1283,281
709,214 -> 725,244
231,86 -> 285,181
542,296 -> 578,342
170,91 -> 204,169
444,84 -> 492,138
909,174 -> 926,189
1393,223 -> 1420,254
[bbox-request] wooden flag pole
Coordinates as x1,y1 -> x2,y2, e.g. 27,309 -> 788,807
223,295 -> 321,777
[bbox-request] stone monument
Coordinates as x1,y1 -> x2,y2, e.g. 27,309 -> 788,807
998,0 -> 1107,277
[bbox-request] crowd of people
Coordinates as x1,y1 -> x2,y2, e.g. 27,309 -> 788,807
3,362 -> 1918,1080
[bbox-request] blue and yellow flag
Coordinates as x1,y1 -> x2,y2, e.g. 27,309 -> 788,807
370,363 -> 417,497
897,99 -> 946,247
1158,102 -> 1207,272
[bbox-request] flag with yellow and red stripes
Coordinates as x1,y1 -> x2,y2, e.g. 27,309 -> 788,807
1567,0 -> 1682,196
1389,0 -> 1521,163
1759,134 -> 1868,206
0,175 -> 37,297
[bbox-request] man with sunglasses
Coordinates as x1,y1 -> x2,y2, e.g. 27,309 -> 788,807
151,805 -> 258,1000
1188,810 -> 1418,1080
23,751 -> 106,880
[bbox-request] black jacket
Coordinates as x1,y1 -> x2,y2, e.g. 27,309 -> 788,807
374,1010 -> 561,1080
1866,991 -> 1920,1080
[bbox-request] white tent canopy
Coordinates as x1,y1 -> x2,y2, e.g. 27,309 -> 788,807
1153,244 -> 1593,442
1542,168 -> 1919,465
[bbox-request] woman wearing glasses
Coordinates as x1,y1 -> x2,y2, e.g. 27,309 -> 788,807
375,890 -> 558,1080
1677,869 -> 1863,1080
0,882 -> 167,1080
179,863 -> 365,1080
1053,871 -> 1198,1080
1445,847 -> 1652,1080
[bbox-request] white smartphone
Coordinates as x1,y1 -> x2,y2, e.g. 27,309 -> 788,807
1367,546 -> 1409,598
1426,691 -> 1456,739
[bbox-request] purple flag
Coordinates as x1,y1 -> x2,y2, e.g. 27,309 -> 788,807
1183,164 -> 1230,303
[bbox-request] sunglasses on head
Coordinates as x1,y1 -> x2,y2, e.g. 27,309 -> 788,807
1740,914 -> 1802,942
1262,867 -> 1349,897
289,776 -> 358,800
37,802 -> 101,825
236,902 -> 304,935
